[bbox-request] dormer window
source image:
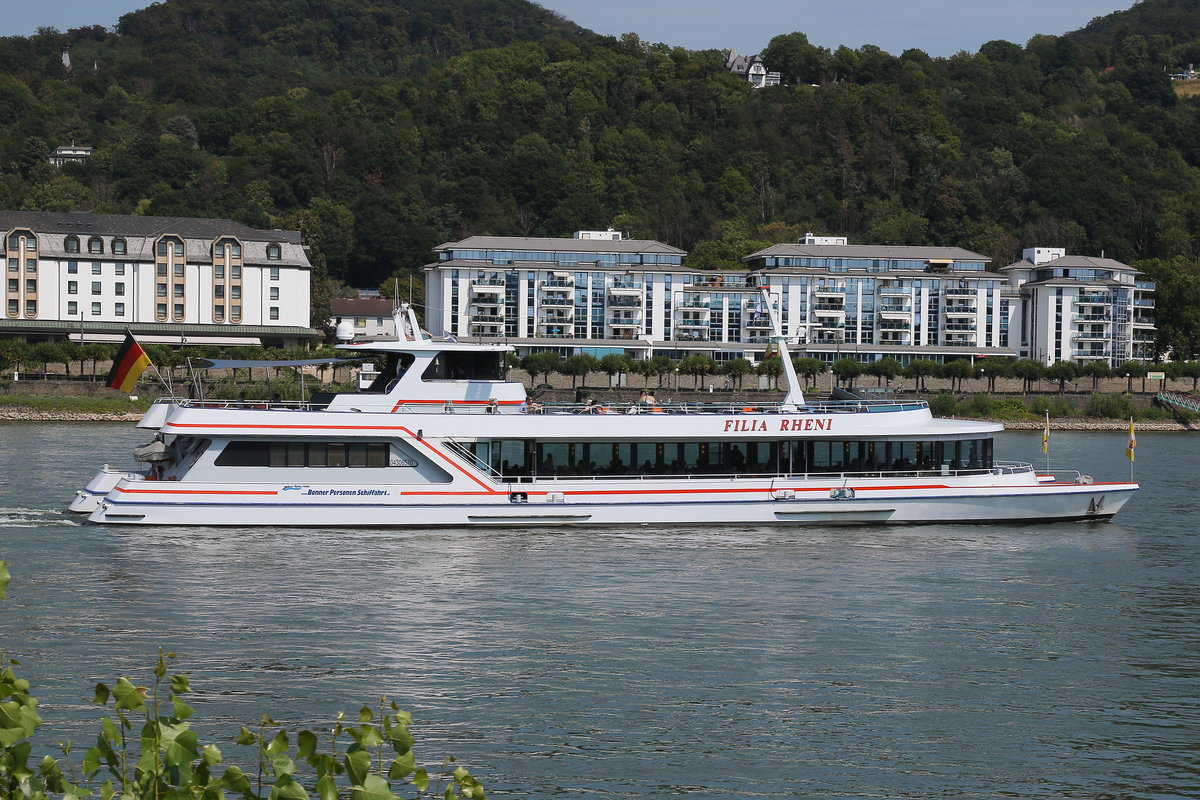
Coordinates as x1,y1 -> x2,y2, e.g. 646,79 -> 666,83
65,235 -> 80,253
266,243 -> 281,260
88,236 -> 103,254
112,238 -> 126,255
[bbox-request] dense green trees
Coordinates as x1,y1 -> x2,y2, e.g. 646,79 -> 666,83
3,0 -> 1200,348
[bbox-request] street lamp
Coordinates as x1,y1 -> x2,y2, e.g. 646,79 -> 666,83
1125,372 -> 1131,393
674,367 -> 679,391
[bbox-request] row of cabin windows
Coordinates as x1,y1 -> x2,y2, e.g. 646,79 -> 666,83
215,441 -> 391,468
467,438 -> 994,478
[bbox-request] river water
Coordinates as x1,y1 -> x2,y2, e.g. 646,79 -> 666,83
0,422 -> 1195,799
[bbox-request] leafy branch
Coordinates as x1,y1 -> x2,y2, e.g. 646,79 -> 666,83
0,561 -> 485,800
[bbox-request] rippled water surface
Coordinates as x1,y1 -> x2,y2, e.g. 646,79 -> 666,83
1,422 -> 1197,799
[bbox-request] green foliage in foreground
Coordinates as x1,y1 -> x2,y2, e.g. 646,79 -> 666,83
0,561 -> 486,800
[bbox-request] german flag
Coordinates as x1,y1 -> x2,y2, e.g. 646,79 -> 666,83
107,332 -> 152,393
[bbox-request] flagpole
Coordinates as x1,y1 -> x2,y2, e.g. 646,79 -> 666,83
1044,410 -> 1050,476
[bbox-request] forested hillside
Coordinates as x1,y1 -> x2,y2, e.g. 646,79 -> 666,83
2,0 -> 1200,353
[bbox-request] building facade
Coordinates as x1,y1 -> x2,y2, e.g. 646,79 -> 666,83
742,236 -> 1016,363
0,211 -> 317,346
423,232 -> 1155,367
1000,248 -> 1155,366
329,298 -> 397,340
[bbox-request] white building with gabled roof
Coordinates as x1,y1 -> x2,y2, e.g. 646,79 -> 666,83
1000,248 -> 1155,366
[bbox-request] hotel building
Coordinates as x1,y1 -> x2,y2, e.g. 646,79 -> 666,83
0,211 -> 317,347
422,232 -> 1154,367
1000,248 -> 1156,365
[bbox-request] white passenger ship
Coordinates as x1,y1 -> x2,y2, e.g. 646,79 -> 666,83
71,304 -> 1137,527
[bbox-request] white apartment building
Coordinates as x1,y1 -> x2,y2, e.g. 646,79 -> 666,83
1000,248 -> 1155,366
423,232 -> 1155,367
1,211 -> 317,347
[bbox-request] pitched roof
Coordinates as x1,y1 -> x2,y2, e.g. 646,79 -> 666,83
434,235 -> 685,255
745,243 -> 990,262
330,299 -> 395,316
0,210 -> 300,243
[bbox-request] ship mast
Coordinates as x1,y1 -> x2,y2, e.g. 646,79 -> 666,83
761,288 -> 805,408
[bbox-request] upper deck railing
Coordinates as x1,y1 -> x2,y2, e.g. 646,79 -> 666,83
168,398 -> 931,416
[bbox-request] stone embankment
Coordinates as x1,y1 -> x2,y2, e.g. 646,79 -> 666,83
0,408 -> 143,422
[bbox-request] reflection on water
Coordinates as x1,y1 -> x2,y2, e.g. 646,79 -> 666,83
0,422 -> 1197,799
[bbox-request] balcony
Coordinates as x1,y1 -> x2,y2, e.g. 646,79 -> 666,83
812,302 -> 845,312
743,315 -> 773,330
1074,295 -> 1111,307
1073,331 -> 1109,341
687,275 -> 754,290
608,281 -> 643,296
608,316 -> 642,328
942,322 -> 976,331
1132,316 -> 1155,327
538,311 -> 574,323
1072,314 -> 1111,324
470,314 -> 505,325
943,287 -> 978,297
876,321 -> 910,331
675,317 -> 709,329
608,297 -> 642,308
878,304 -> 912,319
878,285 -> 909,296
1073,349 -> 1111,360
539,294 -> 573,308
677,294 -> 711,309
469,304 -> 504,317
1135,281 -> 1156,291
540,275 -> 574,288
1134,298 -> 1155,308
674,330 -> 711,341
813,286 -> 846,297
943,306 -> 977,317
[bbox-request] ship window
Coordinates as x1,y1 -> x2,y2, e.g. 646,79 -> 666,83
216,440 -> 396,468
362,353 -> 414,393
422,350 -> 502,381
485,435 -> 993,479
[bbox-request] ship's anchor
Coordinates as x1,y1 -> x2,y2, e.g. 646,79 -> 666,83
1087,495 -> 1106,514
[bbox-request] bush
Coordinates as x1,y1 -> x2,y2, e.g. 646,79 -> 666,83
1085,392 -> 1136,419
964,393 -> 994,417
0,561 -> 486,800
1026,395 -> 1077,417
990,397 -> 1035,420
928,392 -> 957,416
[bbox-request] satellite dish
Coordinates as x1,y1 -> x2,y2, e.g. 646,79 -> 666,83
334,320 -> 355,342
